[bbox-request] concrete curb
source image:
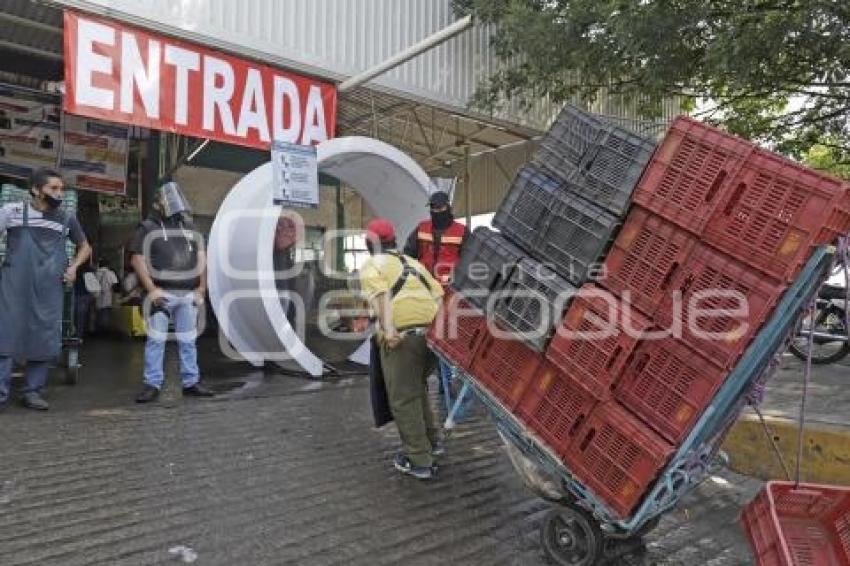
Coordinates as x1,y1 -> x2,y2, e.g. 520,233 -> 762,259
722,412 -> 850,484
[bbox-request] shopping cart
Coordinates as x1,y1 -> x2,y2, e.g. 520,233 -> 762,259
440,245 -> 834,565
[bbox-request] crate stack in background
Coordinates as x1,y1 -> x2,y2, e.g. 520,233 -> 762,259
429,104 -> 850,520
0,183 -> 79,262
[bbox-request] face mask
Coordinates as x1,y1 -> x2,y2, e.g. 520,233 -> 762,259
430,209 -> 453,230
44,194 -> 63,209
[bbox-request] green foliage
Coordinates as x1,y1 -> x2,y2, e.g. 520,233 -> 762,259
455,0 -> 850,157
802,141 -> 850,179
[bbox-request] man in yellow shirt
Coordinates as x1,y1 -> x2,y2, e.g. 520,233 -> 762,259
360,218 -> 444,479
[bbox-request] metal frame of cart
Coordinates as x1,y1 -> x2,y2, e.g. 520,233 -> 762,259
440,245 -> 833,565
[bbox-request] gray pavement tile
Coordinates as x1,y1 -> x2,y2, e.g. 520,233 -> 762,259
0,339 -> 761,565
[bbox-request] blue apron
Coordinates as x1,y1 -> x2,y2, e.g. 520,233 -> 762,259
0,202 -> 68,361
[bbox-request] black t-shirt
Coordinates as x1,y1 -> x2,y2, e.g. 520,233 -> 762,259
128,215 -> 203,290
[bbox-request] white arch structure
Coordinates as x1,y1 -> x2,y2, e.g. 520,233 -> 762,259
208,137 -> 433,376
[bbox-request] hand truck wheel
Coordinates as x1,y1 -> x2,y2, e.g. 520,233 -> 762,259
540,504 -> 604,566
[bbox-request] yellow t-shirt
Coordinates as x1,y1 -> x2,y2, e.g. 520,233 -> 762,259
359,252 -> 444,329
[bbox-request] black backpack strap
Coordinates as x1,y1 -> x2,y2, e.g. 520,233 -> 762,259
387,251 -> 433,298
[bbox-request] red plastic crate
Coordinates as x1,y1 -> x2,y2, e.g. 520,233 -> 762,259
655,243 -> 786,369
515,362 -> 598,459
546,283 -> 652,401
615,338 -> 727,444
426,292 -> 486,371
470,325 -> 542,410
599,207 -> 697,317
633,116 -> 754,234
706,148 -> 850,282
741,481 -> 850,566
565,402 -> 673,519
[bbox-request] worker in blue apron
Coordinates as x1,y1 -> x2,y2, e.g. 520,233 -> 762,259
0,168 -> 91,411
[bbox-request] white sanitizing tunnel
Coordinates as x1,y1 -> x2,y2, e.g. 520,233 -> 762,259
208,137 -> 434,377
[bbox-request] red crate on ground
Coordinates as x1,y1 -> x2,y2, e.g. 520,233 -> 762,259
515,362 -> 598,459
565,402 -> 673,519
741,481 -> 850,566
426,292 -> 486,371
615,338 -> 727,444
546,284 -> 652,401
705,148 -> 850,282
655,243 -> 786,369
599,207 -> 697,317
470,326 -> 542,410
633,116 -> 754,234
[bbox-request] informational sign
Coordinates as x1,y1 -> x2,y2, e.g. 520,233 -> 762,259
60,113 -> 129,195
0,85 -> 61,181
272,140 -> 319,209
63,10 -> 337,151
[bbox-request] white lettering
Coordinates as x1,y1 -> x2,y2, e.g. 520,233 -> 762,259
301,85 -> 328,144
164,45 -> 200,126
236,68 -> 270,142
272,76 -> 300,143
120,32 -> 161,118
75,18 -> 115,110
202,55 -> 236,135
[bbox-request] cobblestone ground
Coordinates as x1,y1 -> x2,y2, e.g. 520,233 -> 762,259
0,339 -> 759,565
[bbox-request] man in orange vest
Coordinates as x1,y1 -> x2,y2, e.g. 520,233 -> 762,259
404,190 -> 470,408
403,191 -> 469,287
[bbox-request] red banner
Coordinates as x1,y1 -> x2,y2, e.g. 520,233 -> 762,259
63,11 -> 337,150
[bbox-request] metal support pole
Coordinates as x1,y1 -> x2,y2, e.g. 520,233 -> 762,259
464,144 -> 472,227
339,15 -> 474,92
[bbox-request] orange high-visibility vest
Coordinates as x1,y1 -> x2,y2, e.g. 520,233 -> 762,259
416,219 -> 466,286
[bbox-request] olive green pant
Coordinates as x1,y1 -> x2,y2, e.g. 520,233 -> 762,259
380,333 -> 439,467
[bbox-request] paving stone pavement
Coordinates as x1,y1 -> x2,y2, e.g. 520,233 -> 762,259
0,339 -> 760,565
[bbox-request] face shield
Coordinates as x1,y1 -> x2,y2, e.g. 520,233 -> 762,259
154,181 -> 191,218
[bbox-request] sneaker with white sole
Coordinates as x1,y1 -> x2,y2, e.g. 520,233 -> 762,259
393,453 -> 436,480
431,440 -> 446,457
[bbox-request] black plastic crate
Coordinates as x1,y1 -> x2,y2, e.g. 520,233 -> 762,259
534,105 -> 606,182
537,188 -> 621,285
573,128 -> 657,216
492,258 -> 577,352
492,163 -> 563,250
451,227 -> 525,310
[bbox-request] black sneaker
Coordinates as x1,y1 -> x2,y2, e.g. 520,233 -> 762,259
393,453 -> 436,480
21,392 -> 49,411
182,383 -> 215,397
135,385 -> 160,404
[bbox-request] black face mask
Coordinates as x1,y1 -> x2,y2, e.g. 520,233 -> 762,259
430,209 -> 453,230
44,194 -> 63,209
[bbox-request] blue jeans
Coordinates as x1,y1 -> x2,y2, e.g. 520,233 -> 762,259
0,357 -> 50,403
143,292 -> 200,390
438,358 -> 474,420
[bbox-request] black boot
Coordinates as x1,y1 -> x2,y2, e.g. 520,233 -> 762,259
135,385 -> 160,403
182,382 -> 215,397
21,392 -> 49,411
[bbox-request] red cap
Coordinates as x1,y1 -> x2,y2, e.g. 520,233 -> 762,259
365,218 -> 396,243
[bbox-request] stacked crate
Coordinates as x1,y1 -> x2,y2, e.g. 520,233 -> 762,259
600,117 -> 850,452
429,106 -> 850,520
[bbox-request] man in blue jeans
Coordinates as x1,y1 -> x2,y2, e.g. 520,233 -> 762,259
129,181 -> 213,403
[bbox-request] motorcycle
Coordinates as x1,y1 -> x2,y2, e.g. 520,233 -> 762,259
790,263 -> 849,364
